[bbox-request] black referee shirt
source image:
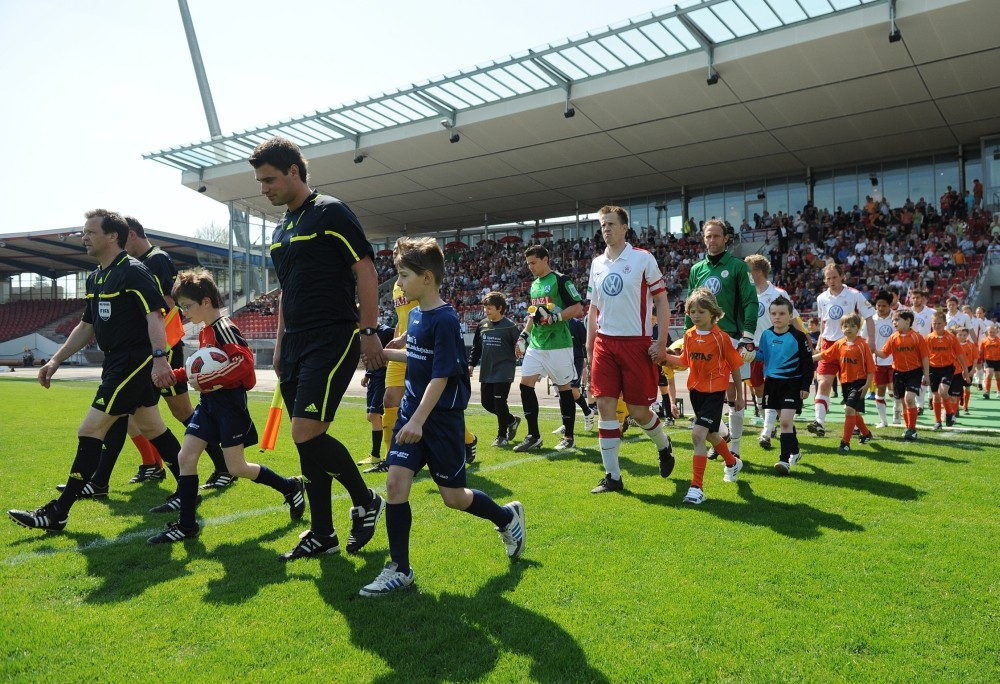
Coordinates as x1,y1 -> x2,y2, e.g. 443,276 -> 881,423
138,245 -> 178,300
82,251 -> 166,353
269,191 -> 374,333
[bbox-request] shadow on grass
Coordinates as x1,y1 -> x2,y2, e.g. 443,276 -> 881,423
202,524 -> 297,605
795,462 -> 925,500
315,557 -> 611,684
629,479 -> 864,540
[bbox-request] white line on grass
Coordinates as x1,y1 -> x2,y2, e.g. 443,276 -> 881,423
4,454 -> 551,567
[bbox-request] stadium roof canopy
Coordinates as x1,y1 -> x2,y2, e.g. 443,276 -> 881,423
146,0 -> 998,240
0,228 -> 259,279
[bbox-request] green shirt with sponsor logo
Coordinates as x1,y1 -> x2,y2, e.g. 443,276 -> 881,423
528,271 -> 581,350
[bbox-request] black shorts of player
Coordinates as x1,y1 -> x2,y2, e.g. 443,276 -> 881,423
763,377 -> 804,412
186,389 -> 259,449
570,357 -> 584,389
657,366 -> 669,387
690,389 -> 726,434
841,379 -> 867,413
279,323 -> 360,422
892,368 -> 923,399
948,371 -> 965,397
159,339 -> 189,398
93,349 -> 161,415
929,365 -> 955,393
987,359 -> 1000,372
385,407 -> 467,489
366,374 -> 386,415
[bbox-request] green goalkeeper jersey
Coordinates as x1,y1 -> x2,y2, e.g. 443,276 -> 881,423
685,251 -> 758,339
528,271 -> 581,350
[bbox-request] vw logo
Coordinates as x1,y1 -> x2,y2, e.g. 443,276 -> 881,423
704,276 -> 722,295
602,273 -> 624,296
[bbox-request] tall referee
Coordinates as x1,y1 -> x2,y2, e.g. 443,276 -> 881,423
9,209 -> 184,532
250,137 -> 387,561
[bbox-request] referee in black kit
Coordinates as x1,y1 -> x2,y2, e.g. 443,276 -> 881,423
9,209 -> 184,532
250,136 -> 387,561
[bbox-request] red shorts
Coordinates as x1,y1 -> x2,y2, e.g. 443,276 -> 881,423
816,338 -> 840,377
750,360 -> 765,387
874,365 -> 893,386
591,334 -> 658,406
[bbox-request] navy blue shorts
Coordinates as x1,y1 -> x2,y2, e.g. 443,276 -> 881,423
385,408 -> 467,489
280,323 -> 359,422
366,374 -> 386,414
570,357 -> 584,389
690,389 -> 725,434
187,390 -> 259,448
93,349 -> 160,416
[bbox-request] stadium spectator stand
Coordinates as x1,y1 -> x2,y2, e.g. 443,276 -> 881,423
0,299 -> 85,343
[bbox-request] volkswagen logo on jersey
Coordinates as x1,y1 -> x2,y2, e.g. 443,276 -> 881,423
602,273 -> 624,296
829,305 -> 844,320
879,323 -> 893,338
757,301 -> 766,318
99,300 -> 111,321
704,276 -> 722,295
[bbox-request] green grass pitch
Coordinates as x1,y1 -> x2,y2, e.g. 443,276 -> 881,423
1,378 -> 998,682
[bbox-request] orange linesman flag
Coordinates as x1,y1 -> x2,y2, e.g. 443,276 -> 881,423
164,307 -> 185,348
260,385 -> 284,452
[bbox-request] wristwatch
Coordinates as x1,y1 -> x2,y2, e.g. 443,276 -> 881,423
359,327 -> 378,336
152,349 -> 168,358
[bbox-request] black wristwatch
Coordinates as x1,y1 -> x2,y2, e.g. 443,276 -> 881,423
152,349 -> 168,358
359,327 -> 378,336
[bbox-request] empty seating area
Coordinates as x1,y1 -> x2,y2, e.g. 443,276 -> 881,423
230,310 -> 279,339
0,299 -> 84,342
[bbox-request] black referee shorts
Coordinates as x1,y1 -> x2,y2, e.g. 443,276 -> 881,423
280,323 -> 360,423
93,349 -> 161,416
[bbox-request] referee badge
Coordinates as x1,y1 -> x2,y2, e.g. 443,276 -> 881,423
99,300 -> 111,321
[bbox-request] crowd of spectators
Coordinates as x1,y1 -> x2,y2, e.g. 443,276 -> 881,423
370,192 -> 997,333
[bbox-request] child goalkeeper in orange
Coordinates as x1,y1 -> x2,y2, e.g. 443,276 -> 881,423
661,288 -> 745,505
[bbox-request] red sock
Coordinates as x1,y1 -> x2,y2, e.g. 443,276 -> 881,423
132,435 -> 159,466
856,414 -> 871,437
933,397 -> 942,422
905,407 -> 918,429
842,415 -> 856,443
712,438 -> 738,467
964,389 -> 971,410
692,454 -> 707,489
987,376 -> 993,393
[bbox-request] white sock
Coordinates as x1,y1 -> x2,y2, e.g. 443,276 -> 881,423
893,397 -> 902,422
639,416 -> 671,450
729,407 -> 745,455
762,409 -> 778,436
876,397 -> 887,424
597,420 -> 621,479
815,395 -> 829,425
918,386 -> 926,409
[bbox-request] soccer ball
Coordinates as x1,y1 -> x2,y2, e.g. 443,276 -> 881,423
185,346 -> 229,376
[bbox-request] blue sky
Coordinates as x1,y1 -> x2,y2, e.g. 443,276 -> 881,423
0,0 -> 679,238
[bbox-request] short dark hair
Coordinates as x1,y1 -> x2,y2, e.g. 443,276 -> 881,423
84,208 -> 129,249
894,309 -> 914,324
124,216 -> 146,239
524,244 -> 549,260
769,295 -> 793,315
393,237 -> 444,285
482,291 -> 508,313
172,267 -> 222,308
249,136 -> 309,184
875,290 -> 892,305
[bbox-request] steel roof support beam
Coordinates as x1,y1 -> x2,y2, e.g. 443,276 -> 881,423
677,12 -> 718,85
